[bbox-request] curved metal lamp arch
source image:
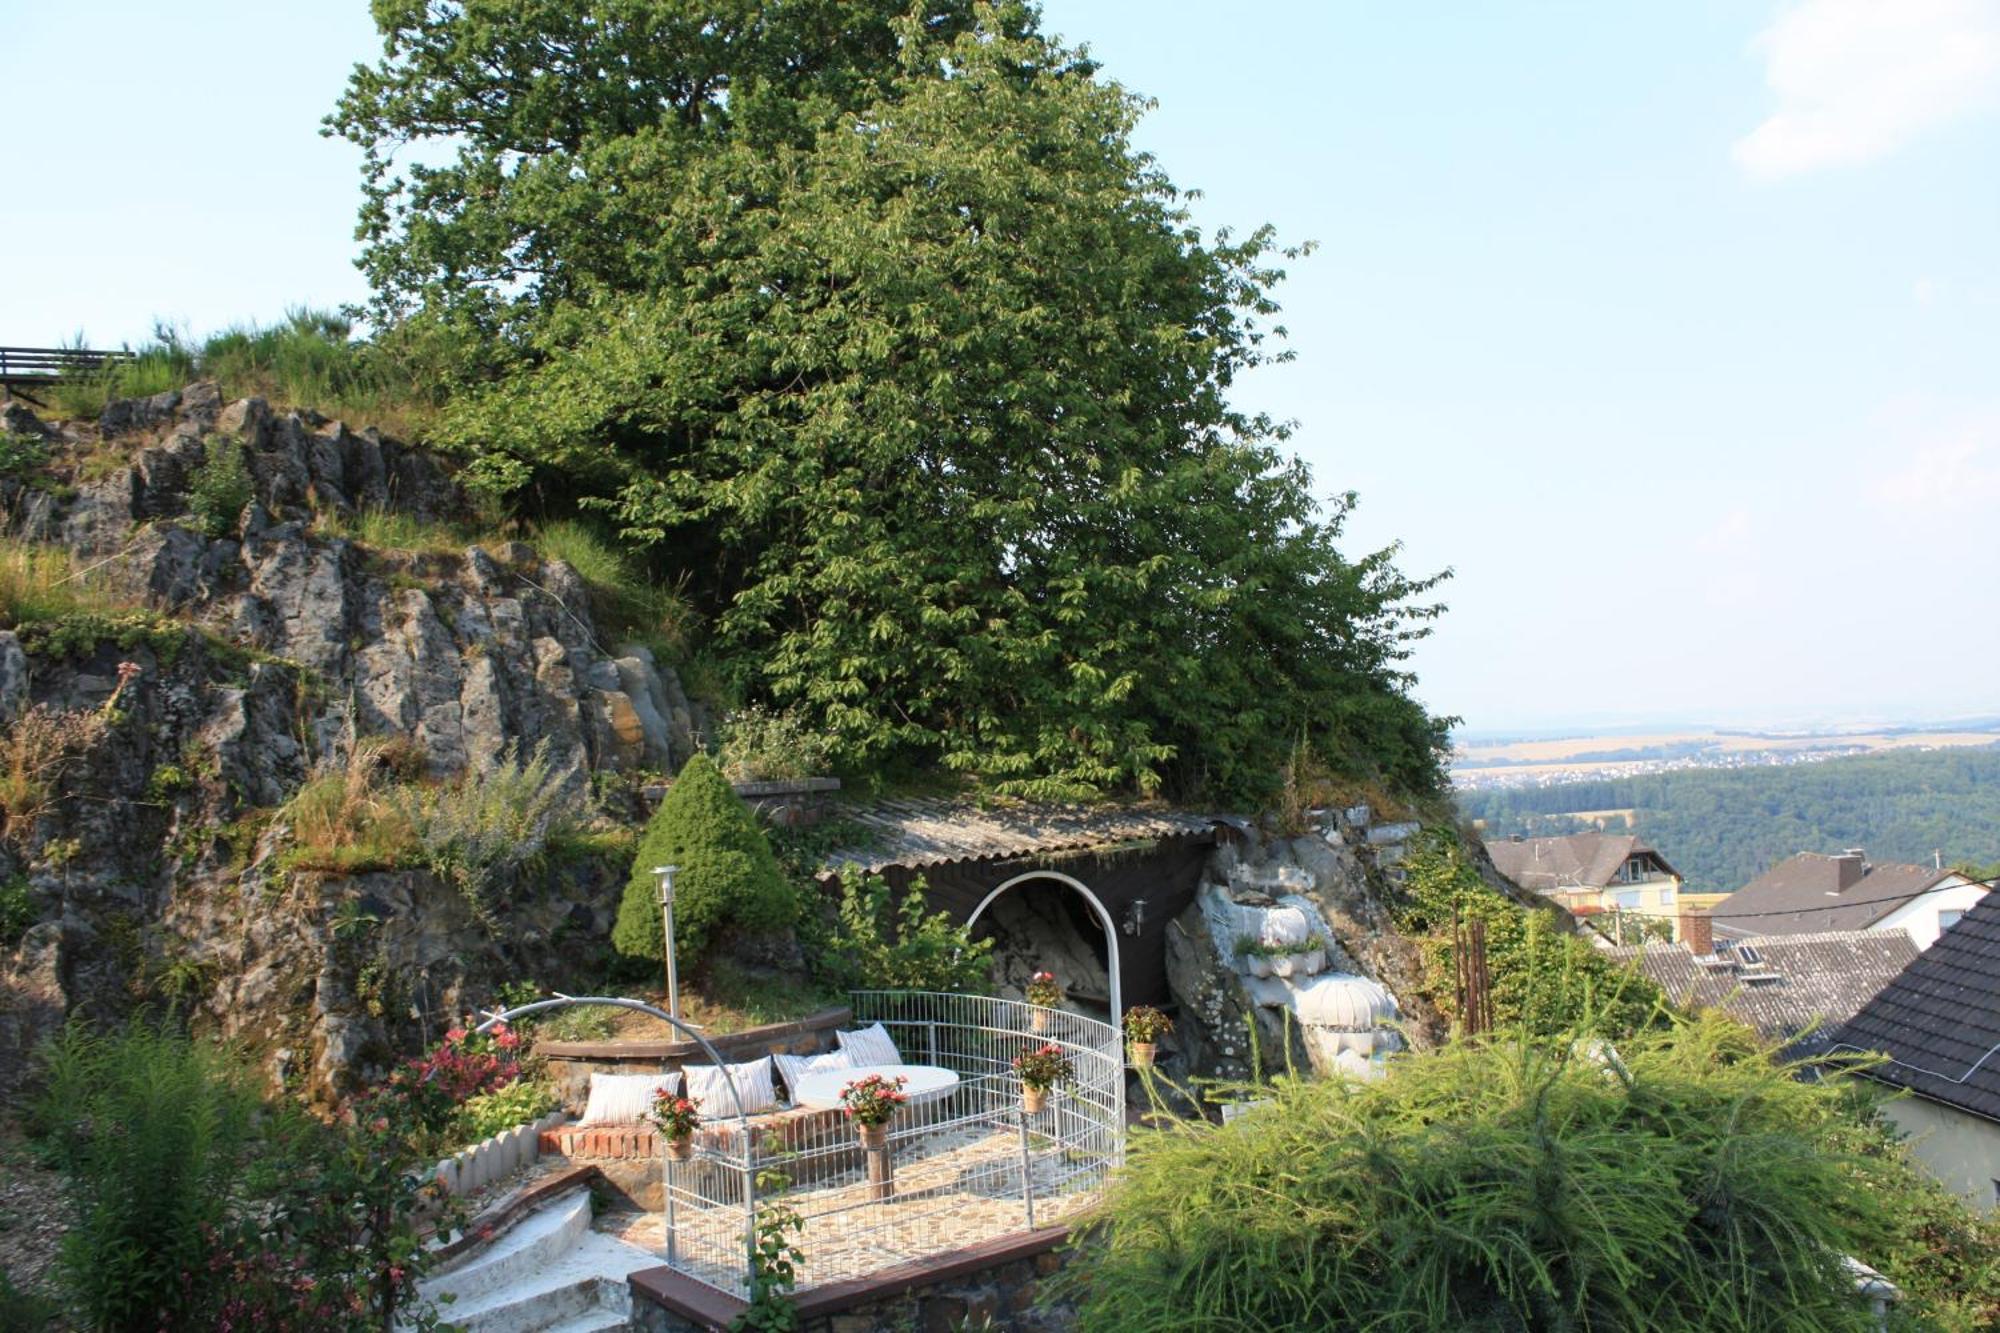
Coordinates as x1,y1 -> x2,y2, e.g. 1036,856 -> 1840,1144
966,870 -> 1122,1036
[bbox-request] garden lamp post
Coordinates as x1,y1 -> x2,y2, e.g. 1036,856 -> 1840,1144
655,864 -> 681,1023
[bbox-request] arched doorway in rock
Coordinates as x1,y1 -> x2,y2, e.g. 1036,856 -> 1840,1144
967,870 -> 1123,1032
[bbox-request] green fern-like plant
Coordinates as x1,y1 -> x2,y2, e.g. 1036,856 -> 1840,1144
613,754 -> 797,965
187,437 -> 252,538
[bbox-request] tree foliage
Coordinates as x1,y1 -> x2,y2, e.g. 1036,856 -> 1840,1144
1063,1017 -> 1961,1332
1397,830 -> 1666,1037
614,753 -> 798,963
332,1 -> 1447,803
811,866 -> 993,993
1459,747 -> 2000,894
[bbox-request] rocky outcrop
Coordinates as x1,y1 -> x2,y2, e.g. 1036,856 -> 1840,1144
0,387 -> 707,1100
1166,809 -> 1444,1084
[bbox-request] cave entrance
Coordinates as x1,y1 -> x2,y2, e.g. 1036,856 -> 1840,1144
967,870 -> 1123,1032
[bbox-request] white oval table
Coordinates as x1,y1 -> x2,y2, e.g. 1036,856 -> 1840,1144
790,1062 -> 960,1111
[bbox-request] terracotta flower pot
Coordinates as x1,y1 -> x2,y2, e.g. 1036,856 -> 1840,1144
1030,1008 -> 1052,1035
1022,1087 -> 1048,1115
857,1122 -> 894,1199
1129,1042 -> 1156,1069
666,1133 -> 694,1162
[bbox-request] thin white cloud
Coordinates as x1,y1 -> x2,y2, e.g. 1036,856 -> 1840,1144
1735,0 -> 2000,179
1876,408 -> 2000,510
1694,507 -> 1753,554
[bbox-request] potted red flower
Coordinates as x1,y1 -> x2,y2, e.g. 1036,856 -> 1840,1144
1123,1005 -> 1173,1069
648,1087 -> 702,1161
1013,1043 -> 1074,1114
1025,970 -> 1063,1033
841,1073 -> 909,1199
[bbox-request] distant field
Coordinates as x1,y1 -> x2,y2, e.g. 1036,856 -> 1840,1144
1452,726 -> 2000,778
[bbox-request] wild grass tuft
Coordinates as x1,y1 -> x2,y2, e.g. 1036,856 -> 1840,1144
46,309 -> 442,437
0,541 -> 135,627
533,520 -> 694,661
277,739 -> 419,875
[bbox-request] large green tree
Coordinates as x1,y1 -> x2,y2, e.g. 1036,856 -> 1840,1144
334,1 -> 1448,801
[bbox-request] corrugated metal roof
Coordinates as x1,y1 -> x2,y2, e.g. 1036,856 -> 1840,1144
1839,895 -> 2000,1121
1610,930 -> 1917,1057
821,798 -> 1223,874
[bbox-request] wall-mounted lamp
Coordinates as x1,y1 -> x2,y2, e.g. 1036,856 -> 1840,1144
1121,898 -> 1148,936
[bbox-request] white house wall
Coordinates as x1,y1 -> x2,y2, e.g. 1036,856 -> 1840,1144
1874,877 -> 1988,950
1883,1094 -> 2000,1212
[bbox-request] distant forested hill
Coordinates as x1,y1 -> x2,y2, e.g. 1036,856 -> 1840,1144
1457,747 -> 2000,893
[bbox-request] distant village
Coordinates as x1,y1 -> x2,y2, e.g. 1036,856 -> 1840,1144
1486,829 -> 2000,1210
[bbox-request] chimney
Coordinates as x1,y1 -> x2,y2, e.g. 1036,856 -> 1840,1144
1680,908 -> 1714,956
1833,850 -> 1867,891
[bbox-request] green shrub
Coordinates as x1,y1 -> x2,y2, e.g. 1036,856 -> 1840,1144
186,437 -> 252,538
0,1269 -> 61,1332
30,1020 -> 261,1332
0,432 -> 50,479
1398,829 -> 1666,1037
717,705 -> 835,783
453,1079 -> 560,1146
811,867 -> 993,994
394,738 -> 590,921
0,875 -> 37,946
1064,1017 -> 1923,1332
613,754 -> 798,964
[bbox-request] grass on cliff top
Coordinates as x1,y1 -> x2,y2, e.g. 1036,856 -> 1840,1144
317,510 -> 695,662
44,308 -> 440,439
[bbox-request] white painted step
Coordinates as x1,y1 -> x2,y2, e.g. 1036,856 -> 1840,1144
427,1190 -> 594,1307
537,1309 -> 632,1333
415,1186 -> 659,1333
440,1275 -> 621,1333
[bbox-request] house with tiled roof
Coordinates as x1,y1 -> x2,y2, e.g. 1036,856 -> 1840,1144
1608,928 -> 1916,1058
1836,892 -> 2000,1211
1713,849 -> 1986,950
1483,832 -> 1714,942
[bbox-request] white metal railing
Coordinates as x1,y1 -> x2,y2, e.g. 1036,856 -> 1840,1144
661,990 -> 1124,1297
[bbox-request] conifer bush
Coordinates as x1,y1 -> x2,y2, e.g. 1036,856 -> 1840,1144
613,754 -> 797,964
1065,1017 -> 1941,1332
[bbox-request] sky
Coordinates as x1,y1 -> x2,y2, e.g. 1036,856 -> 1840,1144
6,1 -> 1999,737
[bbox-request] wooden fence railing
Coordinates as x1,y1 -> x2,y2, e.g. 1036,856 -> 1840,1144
0,346 -> 130,388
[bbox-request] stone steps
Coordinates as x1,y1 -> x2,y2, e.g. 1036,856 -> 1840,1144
418,1187 -> 657,1333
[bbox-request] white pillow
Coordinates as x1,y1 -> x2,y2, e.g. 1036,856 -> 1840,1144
836,1022 -> 901,1067
579,1071 -> 679,1126
772,1048 -> 853,1101
685,1057 -> 778,1117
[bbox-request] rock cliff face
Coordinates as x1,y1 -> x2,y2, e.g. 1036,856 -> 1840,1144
1166,809 -> 1443,1083
0,385 -> 704,1100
